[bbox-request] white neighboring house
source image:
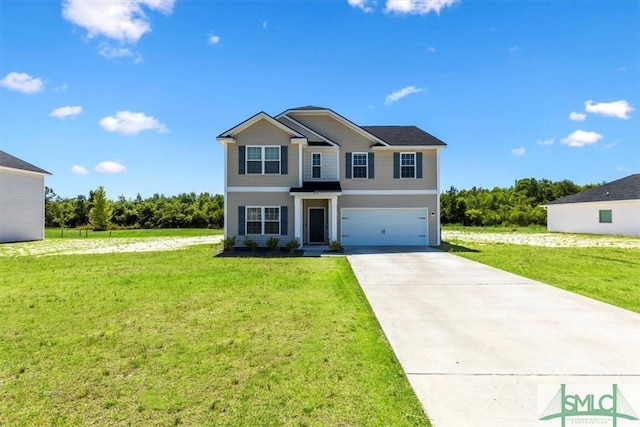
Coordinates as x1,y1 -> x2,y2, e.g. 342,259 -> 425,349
543,174 -> 640,237
0,150 -> 52,243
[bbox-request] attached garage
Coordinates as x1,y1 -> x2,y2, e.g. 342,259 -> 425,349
340,208 -> 428,246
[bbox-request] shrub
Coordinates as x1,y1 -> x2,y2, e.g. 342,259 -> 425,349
328,240 -> 342,252
243,236 -> 258,252
266,237 -> 280,251
222,236 -> 236,251
285,238 -> 300,254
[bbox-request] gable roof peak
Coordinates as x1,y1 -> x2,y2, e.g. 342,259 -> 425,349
0,150 -> 51,175
288,105 -> 330,111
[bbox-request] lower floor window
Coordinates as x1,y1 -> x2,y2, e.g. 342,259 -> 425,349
247,207 -> 280,235
599,209 -> 612,223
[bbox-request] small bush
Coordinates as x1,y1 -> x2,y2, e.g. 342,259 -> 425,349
328,240 -> 342,252
266,237 -> 280,251
285,238 -> 300,254
243,236 -> 258,252
222,236 -> 236,251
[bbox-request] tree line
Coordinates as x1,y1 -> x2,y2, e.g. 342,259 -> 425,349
45,187 -> 224,230
440,177 -> 597,226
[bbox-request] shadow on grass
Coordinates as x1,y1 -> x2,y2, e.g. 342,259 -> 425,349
438,241 -> 480,253
214,248 -> 304,258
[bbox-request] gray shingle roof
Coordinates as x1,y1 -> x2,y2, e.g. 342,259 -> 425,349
546,174 -> 640,205
0,150 -> 51,175
289,105 -> 330,111
362,126 -> 447,147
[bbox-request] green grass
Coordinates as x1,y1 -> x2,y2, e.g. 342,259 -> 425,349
441,240 -> 640,313
0,246 -> 428,426
45,228 -> 222,239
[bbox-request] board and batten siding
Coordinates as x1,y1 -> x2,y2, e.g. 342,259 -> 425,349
303,147 -> 338,181
227,119 -> 300,187
338,194 -> 439,246
226,191 -> 295,246
547,201 -> 640,236
0,169 -> 45,243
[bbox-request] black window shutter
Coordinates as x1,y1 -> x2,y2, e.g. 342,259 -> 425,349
345,152 -> 352,179
280,206 -> 288,236
281,146 -> 288,175
416,152 -> 423,179
238,206 -> 245,236
368,152 -> 375,179
239,146 -> 246,175
393,152 -> 400,179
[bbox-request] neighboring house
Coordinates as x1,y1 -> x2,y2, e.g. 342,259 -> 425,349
0,150 -> 51,243
543,174 -> 640,236
217,106 -> 447,247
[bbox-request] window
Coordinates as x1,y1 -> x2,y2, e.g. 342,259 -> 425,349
246,146 -> 280,174
312,153 -> 321,179
246,207 -> 280,235
599,210 -> 612,224
352,153 -> 368,178
401,153 -> 416,178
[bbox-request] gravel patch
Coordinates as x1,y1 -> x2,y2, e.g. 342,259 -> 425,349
442,230 -> 640,248
0,235 -> 223,257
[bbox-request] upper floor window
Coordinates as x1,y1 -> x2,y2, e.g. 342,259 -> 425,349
247,146 -> 280,174
401,153 -> 416,178
312,153 -> 321,179
352,152 -> 368,178
599,210 -> 612,224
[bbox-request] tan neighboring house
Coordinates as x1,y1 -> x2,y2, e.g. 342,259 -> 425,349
0,150 -> 51,243
217,106 -> 447,247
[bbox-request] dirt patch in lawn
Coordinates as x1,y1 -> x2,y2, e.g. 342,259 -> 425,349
442,230 -> 640,248
0,236 -> 223,257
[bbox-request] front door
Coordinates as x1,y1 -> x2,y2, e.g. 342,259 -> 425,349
309,208 -> 325,243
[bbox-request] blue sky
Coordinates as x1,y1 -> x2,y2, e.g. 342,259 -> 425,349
1,0 -> 638,199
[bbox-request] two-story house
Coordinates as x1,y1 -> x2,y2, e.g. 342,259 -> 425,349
216,106 -> 447,247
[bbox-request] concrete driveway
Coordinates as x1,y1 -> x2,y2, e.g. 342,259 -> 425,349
346,247 -> 640,427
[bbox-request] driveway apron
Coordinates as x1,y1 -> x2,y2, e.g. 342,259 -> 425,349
346,247 -> 640,427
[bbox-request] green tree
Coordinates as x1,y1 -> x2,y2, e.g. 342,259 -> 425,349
89,186 -> 112,231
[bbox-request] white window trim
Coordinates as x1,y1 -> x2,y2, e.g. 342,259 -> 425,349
311,152 -> 322,179
400,152 -> 416,179
352,152 -> 368,179
246,146 -> 281,175
246,206 -> 281,235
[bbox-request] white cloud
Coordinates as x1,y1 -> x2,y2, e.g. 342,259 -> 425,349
348,0 -> 374,12
99,111 -> 167,135
263,21 -> 268,29
0,72 -> 44,94
50,105 -> 83,119
536,137 -> 555,146
511,147 -> 526,156
585,100 -> 634,119
384,85 -> 423,105
601,142 -> 616,150
99,43 -> 142,63
62,0 -> 175,44
208,34 -> 221,45
569,111 -> 586,121
616,165 -> 632,173
426,46 -> 436,53
95,161 -> 126,173
385,0 -> 459,14
71,165 -> 88,175
561,130 -> 603,148
53,84 -> 69,92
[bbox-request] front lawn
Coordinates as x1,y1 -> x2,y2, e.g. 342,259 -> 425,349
0,245 -> 428,426
442,240 -> 640,313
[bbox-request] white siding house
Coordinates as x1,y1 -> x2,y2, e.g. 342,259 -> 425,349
0,150 -> 51,243
544,174 -> 640,237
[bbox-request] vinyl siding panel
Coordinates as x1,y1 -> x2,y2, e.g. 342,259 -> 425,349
547,200 -> 640,236
226,191 -> 295,246
338,194 -> 439,246
228,119 -> 299,187
0,170 -> 45,242
303,147 -> 338,181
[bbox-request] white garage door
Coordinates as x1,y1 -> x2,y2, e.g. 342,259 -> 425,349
341,208 -> 428,246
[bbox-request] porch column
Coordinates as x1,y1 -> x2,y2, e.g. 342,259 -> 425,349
294,196 -> 303,242
330,196 -> 338,242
